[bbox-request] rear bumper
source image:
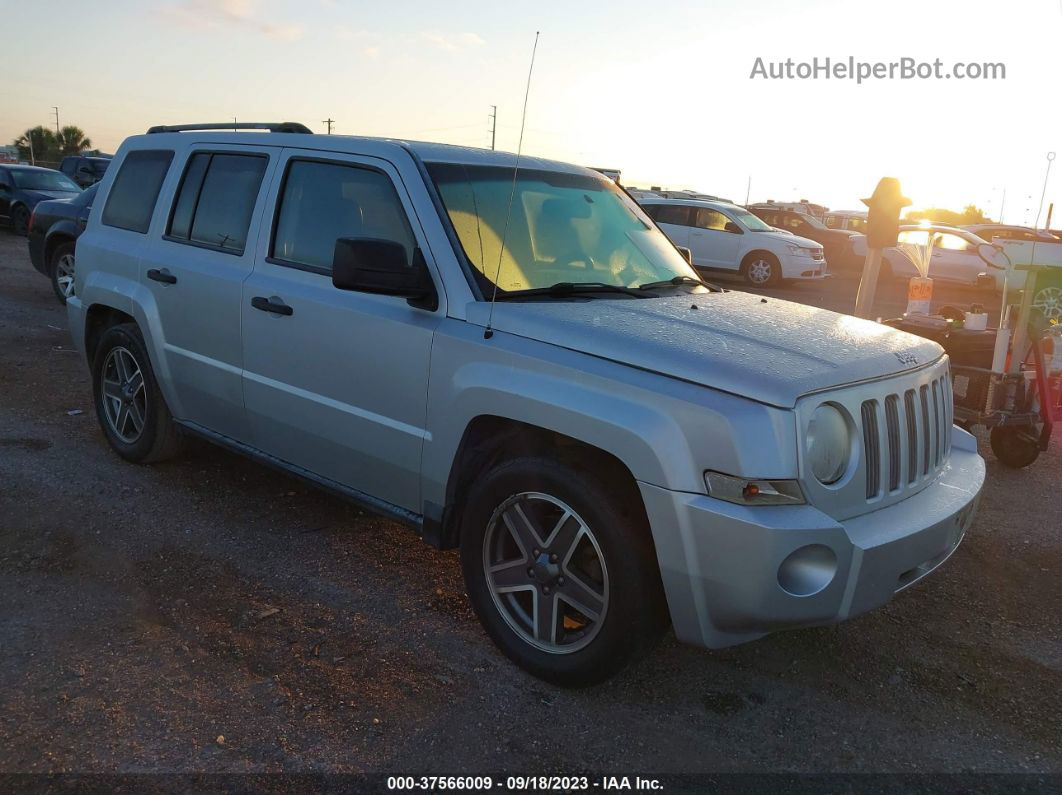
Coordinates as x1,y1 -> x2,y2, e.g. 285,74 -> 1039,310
641,426 -> 984,649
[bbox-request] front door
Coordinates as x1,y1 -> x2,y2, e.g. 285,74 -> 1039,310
240,150 -> 442,513
688,207 -> 742,271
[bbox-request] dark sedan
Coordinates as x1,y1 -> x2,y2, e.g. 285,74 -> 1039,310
746,204 -> 860,270
28,183 -> 97,303
0,165 -> 82,236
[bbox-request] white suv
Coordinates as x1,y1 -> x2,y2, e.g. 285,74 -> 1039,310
639,198 -> 827,286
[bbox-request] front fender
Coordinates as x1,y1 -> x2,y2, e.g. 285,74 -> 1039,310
421,318 -> 798,508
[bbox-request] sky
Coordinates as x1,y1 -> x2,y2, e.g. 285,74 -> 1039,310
3,0 -> 1061,224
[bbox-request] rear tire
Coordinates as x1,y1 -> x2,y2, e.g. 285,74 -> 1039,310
740,252 -> 781,287
92,323 -> 183,464
49,241 -> 76,304
459,455 -> 667,686
989,426 -> 1040,469
10,205 -> 29,236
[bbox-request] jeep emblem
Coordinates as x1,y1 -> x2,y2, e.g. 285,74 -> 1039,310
895,350 -> 919,366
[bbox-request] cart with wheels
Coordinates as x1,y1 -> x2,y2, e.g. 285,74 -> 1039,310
885,262 -> 1059,468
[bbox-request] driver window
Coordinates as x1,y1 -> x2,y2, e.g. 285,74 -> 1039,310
693,208 -> 729,231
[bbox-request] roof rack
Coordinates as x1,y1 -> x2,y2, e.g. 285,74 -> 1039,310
146,122 -> 313,135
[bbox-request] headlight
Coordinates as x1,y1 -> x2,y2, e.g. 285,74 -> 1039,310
806,404 -> 850,484
785,243 -> 814,257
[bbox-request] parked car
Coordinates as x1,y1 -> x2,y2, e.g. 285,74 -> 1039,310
68,122 -> 985,685
961,224 -> 1059,244
747,203 -> 858,269
849,225 -> 1009,287
0,165 -> 82,235
60,155 -> 113,188
640,197 -> 827,285
27,183 -> 98,303
824,210 -> 868,233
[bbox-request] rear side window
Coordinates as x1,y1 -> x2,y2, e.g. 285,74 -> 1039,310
272,159 -> 415,273
102,150 -> 174,233
167,152 -> 267,254
651,204 -> 691,227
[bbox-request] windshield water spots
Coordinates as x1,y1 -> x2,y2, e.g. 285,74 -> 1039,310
427,163 -> 698,295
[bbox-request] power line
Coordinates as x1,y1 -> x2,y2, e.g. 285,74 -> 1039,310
322,118 -> 335,134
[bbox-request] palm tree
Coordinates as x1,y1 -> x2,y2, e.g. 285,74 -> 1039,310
57,125 -> 92,156
13,126 -> 58,164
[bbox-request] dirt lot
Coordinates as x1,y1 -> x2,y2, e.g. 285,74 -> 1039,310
0,231 -> 1059,785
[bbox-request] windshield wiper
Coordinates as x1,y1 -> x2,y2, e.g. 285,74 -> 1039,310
638,275 -> 722,292
495,282 -> 650,300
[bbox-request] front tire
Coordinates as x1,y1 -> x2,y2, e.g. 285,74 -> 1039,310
459,456 -> 667,686
10,205 -> 29,236
741,252 -> 780,287
49,241 -> 76,304
92,323 -> 183,464
989,426 -> 1040,469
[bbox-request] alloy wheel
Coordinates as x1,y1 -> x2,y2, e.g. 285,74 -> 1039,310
1033,286 -> 1062,321
748,259 -> 773,285
482,492 -> 609,654
55,253 -> 76,298
101,346 -> 147,443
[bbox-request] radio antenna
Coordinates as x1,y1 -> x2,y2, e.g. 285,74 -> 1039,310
484,30 -> 540,340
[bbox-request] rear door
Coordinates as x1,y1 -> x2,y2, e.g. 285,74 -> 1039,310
138,144 -> 275,443
646,204 -> 691,250
240,149 -> 442,512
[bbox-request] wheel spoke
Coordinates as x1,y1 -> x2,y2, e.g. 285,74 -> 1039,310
103,379 -> 123,401
546,512 -> 582,563
115,351 -> 131,383
533,590 -> 559,645
489,559 -> 531,591
116,403 -> 131,436
127,371 -> 144,398
502,502 -> 546,556
128,399 -> 145,433
558,570 -> 605,621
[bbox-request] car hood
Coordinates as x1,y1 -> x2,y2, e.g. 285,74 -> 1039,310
758,229 -> 821,249
23,189 -> 79,202
466,291 -> 942,408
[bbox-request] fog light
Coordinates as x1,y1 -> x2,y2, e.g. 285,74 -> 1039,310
777,544 -> 837,596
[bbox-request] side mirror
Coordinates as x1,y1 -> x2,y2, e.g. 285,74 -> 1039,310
976,242 -> 1010,270
724,221 -> 742,234
675,245 -> 693,264
332,237 -> 438,311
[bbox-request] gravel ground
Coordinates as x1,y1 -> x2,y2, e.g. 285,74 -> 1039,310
0,231 -> 1059,785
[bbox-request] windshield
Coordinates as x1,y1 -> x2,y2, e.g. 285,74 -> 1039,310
427,163 -> 697,294
729,208 -> 773,232
10,169 -> 80,192
90,160 -> 111,174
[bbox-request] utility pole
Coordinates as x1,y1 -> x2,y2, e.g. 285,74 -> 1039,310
745,176 -> 751,206
999,186 -> 1007,224
488,105 -> 497,150
322,118 -> 335,134
1034,151 -> 1055,229
52,106 -> 60,136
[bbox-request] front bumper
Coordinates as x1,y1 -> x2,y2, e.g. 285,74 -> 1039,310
780,253 -> 829,280
640,425 -> 984,649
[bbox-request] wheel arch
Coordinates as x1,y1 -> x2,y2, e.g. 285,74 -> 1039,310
43,225 -> 79,269
427,415 -> 650,551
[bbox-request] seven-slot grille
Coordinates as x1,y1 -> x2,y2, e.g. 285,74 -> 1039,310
860,371 -> 952,500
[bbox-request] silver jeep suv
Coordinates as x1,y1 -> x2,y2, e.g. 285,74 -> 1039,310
67,122 -> 985,685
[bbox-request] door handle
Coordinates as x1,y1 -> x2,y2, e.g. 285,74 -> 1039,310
251,296 -> 294,316
147,268 -> 177,284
